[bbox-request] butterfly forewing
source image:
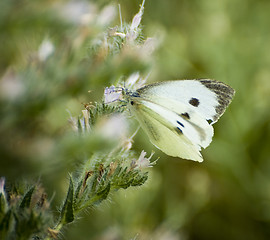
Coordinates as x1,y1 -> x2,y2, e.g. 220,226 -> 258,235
136,79 -> 235,123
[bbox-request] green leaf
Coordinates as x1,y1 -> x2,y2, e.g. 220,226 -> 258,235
0,194 -> 7,215
95,183 -> 111,203
89,173 -> 99,193
77,117 -> 82,133
89,108 -> 95,127
131,173 -> 148,186
0,209 -> 12,233
74,179 -> 83,199
59,176 -> 74,225
20,186 -> 35,209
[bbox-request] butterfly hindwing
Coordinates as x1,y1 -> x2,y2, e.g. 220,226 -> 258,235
129,99 -> 214,162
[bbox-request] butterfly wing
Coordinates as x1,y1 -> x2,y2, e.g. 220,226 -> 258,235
128,99 -> 214,162
136,79 -> 235,123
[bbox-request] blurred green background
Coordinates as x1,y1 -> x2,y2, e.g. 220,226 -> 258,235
1,0 -> 270,239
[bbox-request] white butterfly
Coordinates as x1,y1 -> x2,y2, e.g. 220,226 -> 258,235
105,79 -> 235,162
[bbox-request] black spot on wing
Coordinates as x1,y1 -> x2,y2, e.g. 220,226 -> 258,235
175,121 -> 184,135
176,120 -> 184,128
207,119 -> 213,124
189,98 -> 200,107
176,127 -> 183,134
181,112 -> 190,120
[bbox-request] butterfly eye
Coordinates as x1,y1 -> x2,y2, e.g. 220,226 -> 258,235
130,101 -> 134,105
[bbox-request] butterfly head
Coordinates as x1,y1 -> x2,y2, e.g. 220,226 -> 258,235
104,85 -> 123,104
104,85 -> 140,107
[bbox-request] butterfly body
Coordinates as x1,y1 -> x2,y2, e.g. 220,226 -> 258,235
122,79 -> 235,162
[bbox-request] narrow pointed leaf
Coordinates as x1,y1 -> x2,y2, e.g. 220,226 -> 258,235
60,176 -> 74,224
20,186 -> 35,209
0,209 -> 12,232
95,183 -> 111,204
